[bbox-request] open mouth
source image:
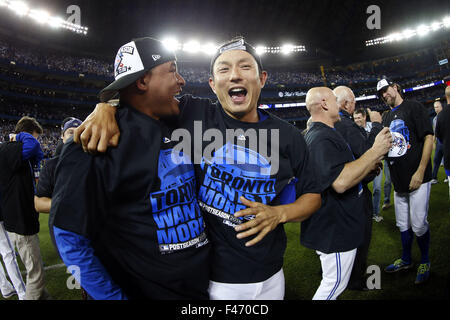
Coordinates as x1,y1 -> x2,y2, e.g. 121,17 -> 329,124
173,89 -> 182,101
228,87 -> 247,104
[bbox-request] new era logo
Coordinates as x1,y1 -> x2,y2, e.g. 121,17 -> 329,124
152,55 -> 161,61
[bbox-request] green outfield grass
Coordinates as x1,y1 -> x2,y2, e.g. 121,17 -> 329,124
285,166 -> 449,300
1,167 -> 448,300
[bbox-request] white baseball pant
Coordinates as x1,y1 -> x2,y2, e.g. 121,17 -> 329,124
394,182 -> 431,236
0,222 -> 26,299
208,268 -> 285,300
313,248 -> 357,300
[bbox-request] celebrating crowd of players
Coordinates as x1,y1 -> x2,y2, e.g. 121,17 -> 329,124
0,36 -> 449,300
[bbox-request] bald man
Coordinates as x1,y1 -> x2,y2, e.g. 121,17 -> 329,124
301,87 -> 392,300
333,86 -> 384,291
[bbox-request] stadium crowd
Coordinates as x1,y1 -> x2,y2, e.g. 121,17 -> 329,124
1,38 -> 447,87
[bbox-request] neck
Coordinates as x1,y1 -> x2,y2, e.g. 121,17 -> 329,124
311,114 -> 335,128
225,106 -> 259,123
391,96 -> 403,109
122,96 -> 159,120
340,106 -> 350,115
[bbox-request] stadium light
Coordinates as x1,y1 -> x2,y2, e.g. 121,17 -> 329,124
402,28 -> 416,39
0,0 -> 88,35
48,16 -> 63,29
417,24 -> 430,36
201,42 -> 218,55
9,1 -> 28,16
158,36 -> 306,56
431,21 -> 441,31
29,9 -> 50,24
255,45 -> 265,55
183,40 -> 200,53
162,37 -> 181,52
444,16 -> 450,28
365,15 -> 449,46
281,44 -> 294,55
254,44 -> 306,54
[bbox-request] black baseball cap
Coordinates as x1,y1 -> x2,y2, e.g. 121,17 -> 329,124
210,38 -> 263,75
99,37 -> 177,102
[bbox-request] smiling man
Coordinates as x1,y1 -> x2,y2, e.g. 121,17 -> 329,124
50,37 -> 211,300
376,78 -> 434,285
73,37 -> 322,300
208,46 -> 267,122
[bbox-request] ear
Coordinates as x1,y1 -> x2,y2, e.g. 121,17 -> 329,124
321,99 -> 329,111
259,71 -> 268,88
208,77 -> 216,94
135,72 -> 151,91
344,101 -> 351,113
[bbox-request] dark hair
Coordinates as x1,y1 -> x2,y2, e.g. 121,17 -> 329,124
391,83 -> 404,99
15,116 -> 43,135
354,108 -> 367,117
210,37 -> 263,78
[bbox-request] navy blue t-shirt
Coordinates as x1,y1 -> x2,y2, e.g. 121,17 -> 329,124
52,103 -> 211,299
382,100 -> 433,193
302,122 -> 365,253
178,95 -> 320,283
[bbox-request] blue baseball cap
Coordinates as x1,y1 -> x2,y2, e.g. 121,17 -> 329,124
63,118 -> 82,134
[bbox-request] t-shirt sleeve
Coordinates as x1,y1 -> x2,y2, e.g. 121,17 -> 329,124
51,140 -> 108,239
337,121 -> 374,159
412,101 -> 434,140
291,131 -> 321,197
35,160 -> 54,198
308,137 -> 349,192
15,132 -> 44,165
179,94 -> 215,120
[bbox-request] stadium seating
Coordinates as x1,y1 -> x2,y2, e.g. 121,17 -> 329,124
1,37 -> 448,158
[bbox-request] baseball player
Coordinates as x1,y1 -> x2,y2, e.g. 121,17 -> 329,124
71,37 -> 322,300
376,78 -> 434,284
50,37 -> 211,299
302,87 -> 392,300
